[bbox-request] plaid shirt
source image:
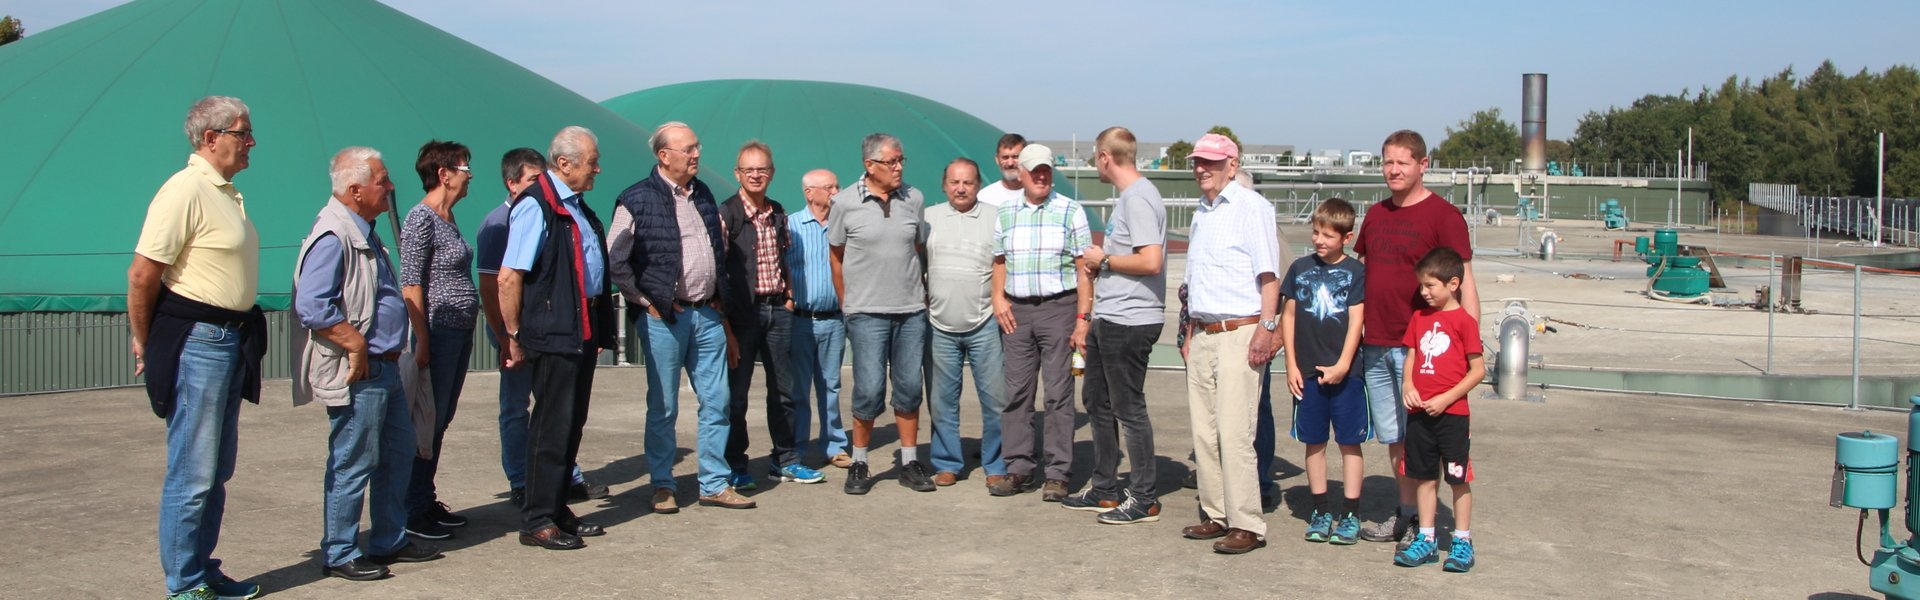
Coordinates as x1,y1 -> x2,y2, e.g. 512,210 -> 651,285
744,199 -> 785,295
994,192 -> 1090,298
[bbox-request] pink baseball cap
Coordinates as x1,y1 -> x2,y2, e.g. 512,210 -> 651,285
1190,133 -> 1239,161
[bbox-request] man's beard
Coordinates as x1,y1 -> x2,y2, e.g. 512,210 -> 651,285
999,167 -> 1021,185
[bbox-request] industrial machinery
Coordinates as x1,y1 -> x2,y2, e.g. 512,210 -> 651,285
1834,395 -> 1920,598
1633,229 -> 1710,298
1486,299 -> 1544,402
1601,199 -> 1629,230
1513,196 -> 1543,221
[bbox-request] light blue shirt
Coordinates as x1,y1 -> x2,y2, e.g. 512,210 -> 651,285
786,208 -> 839,312
1185,180 -> 1279,321
294,205 -> 406,355
501,171 -> 605,294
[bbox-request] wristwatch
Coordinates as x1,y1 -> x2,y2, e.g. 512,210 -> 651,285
1076,313 -> 1091,321
1098,256 -> 1111,272
1259,319 -> 1278,332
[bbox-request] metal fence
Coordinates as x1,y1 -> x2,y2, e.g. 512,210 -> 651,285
1750,183 -> 1920,248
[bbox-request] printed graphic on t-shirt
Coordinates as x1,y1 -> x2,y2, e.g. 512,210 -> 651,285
1417,321 -> 1452,375
1293,266 -> 1355,322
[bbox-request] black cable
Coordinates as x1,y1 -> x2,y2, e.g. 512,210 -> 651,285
1858,509 -> 1873,567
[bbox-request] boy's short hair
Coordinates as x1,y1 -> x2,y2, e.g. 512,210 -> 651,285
1310,197 -> 1357,236
1416,247 -> 1466,283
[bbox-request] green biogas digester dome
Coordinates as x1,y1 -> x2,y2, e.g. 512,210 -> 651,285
600,80 -> 1060,213
0,0 -> 656,312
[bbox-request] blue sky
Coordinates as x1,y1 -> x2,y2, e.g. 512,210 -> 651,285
6,0 -> 1916,152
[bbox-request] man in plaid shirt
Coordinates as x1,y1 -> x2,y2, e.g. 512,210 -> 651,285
990,143 -> 1093,501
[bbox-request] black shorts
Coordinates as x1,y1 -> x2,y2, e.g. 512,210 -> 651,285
1402,412 -> 1473,484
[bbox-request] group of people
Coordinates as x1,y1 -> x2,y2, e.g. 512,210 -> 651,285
129,95 -> 1485,599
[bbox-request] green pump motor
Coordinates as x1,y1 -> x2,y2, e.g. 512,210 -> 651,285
1632,229 -> 1710,298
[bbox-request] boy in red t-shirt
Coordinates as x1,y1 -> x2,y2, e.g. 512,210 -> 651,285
1393,247 -> 1483,573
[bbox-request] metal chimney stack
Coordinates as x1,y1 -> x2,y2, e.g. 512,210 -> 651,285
1522,73 -> 1548,174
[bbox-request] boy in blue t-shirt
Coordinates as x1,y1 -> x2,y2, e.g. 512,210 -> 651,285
1280,198 -> 1368,545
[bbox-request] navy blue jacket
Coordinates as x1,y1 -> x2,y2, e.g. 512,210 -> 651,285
515,172 -> 616,355
613,169 -> 727,324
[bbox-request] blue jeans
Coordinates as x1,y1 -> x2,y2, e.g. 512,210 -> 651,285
159,322 -> 244,594
844,311 -> 928,421
488,330 -> 584,490
928,322 -> 1005,476
322,360 -> 414,567
1359,344 -> 1410,444
638,306 -> 732,496
407,325 -> 472,517
790,313 -> 848,461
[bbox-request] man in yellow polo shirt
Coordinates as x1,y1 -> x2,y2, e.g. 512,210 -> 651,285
127,96 -> 268,600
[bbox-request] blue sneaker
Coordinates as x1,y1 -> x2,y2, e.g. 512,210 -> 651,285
1329,513 -> 1362,545
730,472 -> 758,491
1445,536 -> 1476,572
1394,533 -> 1440,567
1303,510 -> 1332,543
775,464 -> 825,484
209,575 -> 261,600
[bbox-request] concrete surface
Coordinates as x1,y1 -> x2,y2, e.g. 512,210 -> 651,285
5,364 -> 1898,599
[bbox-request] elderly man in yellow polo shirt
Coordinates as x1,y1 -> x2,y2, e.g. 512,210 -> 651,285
127,96 -> 269,600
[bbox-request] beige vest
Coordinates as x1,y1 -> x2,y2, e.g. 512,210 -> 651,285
289,199 -> 385,407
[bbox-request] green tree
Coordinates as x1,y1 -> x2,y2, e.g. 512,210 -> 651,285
0,16 -> 24,46
1165,139 -> 1193,170
1432,108 -> 1520,167
1205,125 -> 1240,150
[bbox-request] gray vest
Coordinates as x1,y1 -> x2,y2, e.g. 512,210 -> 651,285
289,199 -> 384,407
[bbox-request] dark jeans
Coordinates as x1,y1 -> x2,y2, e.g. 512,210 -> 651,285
521,348 -> 596,532
1257,368 -> 1276,489
408,324 -> 473,517
1083,319 -> 1161,500
726,303 -> 799,471
1000,294 -> 1077,482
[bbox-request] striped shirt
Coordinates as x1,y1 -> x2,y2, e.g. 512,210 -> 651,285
786,207 -> 838,312
1185,180 -> 1279,321
993,192 -> 1089,299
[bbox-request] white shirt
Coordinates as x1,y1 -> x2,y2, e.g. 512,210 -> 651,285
975,180 -> 1024,208
1185,180 -> 1279,321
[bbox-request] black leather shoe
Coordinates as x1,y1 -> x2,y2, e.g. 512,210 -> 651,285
509,487 -> 526,508
843,461 -> 874,495
368,542 -> 444,565
322,557 -> 390,581
559,519 -> 605,537
519,525 -> 585,550
568,479 -> 610,502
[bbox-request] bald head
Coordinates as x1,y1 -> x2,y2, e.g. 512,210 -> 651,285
801,169 -> 839,215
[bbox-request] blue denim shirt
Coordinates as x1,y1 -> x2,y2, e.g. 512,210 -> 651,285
294,210 -> 406,355
500,170 -> 605,293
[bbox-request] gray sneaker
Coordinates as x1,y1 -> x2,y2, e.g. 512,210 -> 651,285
1358,513 -> 1411,546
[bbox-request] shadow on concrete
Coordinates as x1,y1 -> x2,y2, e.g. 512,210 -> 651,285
1809,594 -> 1875,600
249,549 -> 328,595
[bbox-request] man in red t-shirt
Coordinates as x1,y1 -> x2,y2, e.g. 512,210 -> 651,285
1393,247 -> 1483,572
1352,130 -> 1480,549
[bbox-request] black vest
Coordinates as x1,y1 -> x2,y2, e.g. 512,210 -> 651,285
613,168 -> 727,324
719,193 -> 790,319
515,172 -> 615,354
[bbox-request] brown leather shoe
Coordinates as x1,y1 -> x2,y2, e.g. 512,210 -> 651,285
1212,528 -> 1266,554
985,475 -> 1016,497
518,525 -> 585,550
933,471 -> 958,486
651,488 -> 680,514
1182,520 -> 1229,540
829,453 -> 854,469
1041,479 -> 1069,502
698,488 -> 758,509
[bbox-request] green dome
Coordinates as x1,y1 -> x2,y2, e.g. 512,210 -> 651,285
600,79 -> 1064,211
0,0 -> 657,312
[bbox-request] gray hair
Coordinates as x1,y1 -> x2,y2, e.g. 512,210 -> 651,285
861,133 -> 901,161
329,146 -> 383,197
549,126 -> 597,165
649,121 -> 690,154
184,96 -> 249,149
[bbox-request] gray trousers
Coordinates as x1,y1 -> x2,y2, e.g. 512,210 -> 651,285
1000,294 -> 1078,481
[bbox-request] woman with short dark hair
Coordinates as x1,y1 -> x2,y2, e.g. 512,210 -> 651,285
399,139 -> 479,540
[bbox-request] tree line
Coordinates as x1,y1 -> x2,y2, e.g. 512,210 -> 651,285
1432,61 -> 1919,204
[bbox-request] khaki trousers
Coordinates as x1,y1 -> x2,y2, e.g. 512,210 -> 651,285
1186,325 -> 1266,537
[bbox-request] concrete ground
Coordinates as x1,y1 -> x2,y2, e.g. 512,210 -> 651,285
6,364 -> 1897,599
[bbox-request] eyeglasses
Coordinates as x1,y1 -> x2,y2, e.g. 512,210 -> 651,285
736,167 -> 771,176
213,128 -> 254,141
450,165 -> 471,173
866,156 -> 906,169
664,144 -> 701,155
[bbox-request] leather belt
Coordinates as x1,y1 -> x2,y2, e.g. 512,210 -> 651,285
376,351 -> 402,361
751,293 -> 786,305
674,296 -> 713,309
793,308 -> 841,319
1008,290 -> 1074,305
1190,316 -> 1260,334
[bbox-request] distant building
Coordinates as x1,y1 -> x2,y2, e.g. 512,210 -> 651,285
1035,140 -> 1296,170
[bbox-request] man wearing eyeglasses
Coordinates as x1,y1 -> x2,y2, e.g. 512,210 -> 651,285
607,122 -> 752,512
991,143 -> 1092,503
718,141 -> 821,489
129,95 -> 268,600
786,170 -> 851,471
828,132 -> 934,495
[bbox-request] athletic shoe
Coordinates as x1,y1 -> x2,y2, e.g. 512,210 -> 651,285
426,501 -> 467,527
776,464 -> 826,484
1445,536 -> 1477,573
208,574 -> 260,600
1060,488 -> 1120,512
405,515 -> 453,540
1394,533 -> 1440,567
166,586 -> 215,600
1304,510 -> 1333,543
1096,496 -> 1162,525
844,462 -> 875,495
1330,513 -> 1362,545
730,472 -> 758,492
1360,513 -> 1410,545
898,461 -> 936,492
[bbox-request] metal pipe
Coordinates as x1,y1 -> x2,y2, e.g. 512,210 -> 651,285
1496,304 -> 1532,401
1767,251 -> 1776,374
1851,264 -> 1862,411
1522,74 -> 1548,174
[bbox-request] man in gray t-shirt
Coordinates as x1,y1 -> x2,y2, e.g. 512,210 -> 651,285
1070,127 -> 1169,523
826,133 -> 936,495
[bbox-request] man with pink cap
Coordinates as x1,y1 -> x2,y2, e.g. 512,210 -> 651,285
1176,133 -> 1281,555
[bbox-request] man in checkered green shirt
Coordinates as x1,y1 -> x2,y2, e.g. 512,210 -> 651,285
990,143 -> 1093,501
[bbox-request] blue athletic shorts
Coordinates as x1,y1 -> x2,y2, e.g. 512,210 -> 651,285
1291,375 -> 1370,446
